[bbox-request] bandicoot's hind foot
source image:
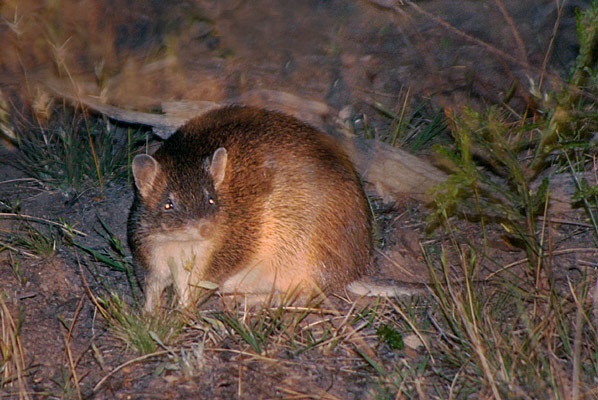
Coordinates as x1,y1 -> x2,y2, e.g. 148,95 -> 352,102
346,279 -> 428,297
219,287 -> 327,310
218,264 -> 327,308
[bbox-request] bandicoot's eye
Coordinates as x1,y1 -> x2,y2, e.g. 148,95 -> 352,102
204,188 -> 216,207
163,199 -> 175,210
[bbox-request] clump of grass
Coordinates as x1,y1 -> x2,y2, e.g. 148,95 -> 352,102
210,297 -> 341,356
569,152 -> 598,237
206,296 -> 432,396
76,217 -> 142,303
91,291 -> 184,355
76,218 -> 184,356
14,107 -> 146,197
419,241 -> 598,399
0,294 -> 30,400
428,0 -> 598,283
0,208 -> 80,272
353,91 -> 449,152
7,222 -> 58,258
371,95 -> 449,152
214,309 -> 273,354
430,106 -> 556,285
431,1 -> 598,208
0,211 -> 83,257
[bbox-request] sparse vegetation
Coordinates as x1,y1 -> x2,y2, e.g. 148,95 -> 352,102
0,294 -> 30,400
76,217 -> 142,303
417,3 -> 598,397
7,222 -> 58,258
371,96 -> 449,151
91,291 -> 184,355
14,109 -> 146,197
0,0 -> 597,398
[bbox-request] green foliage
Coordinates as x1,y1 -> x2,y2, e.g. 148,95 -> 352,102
532,1 -> 598,165
565,145 -> 598,241
430,106 -> 553,275
213,301 -> 326,355
94,292 -> 184,355
0,213 -> 78,269
368,98 -> 448,151
215,311 -> 270,354
573,1 -> 598,88
421,243 -> 598,399
7,222 -> 58,258
0,294 -> 30,399
376,323 -> 404,350
76,217 -> 142,302
430,2 -> 598,270
15,108 -> 146,197
420,6 -> 598,397
572,179 -> 598,206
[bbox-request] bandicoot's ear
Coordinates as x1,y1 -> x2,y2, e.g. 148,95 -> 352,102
132,154 -> 160,198
210,147 -> 228,189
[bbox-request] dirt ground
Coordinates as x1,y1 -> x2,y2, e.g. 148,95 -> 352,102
0,1 -> 595,398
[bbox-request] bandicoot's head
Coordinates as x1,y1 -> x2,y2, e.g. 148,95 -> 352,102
130,142 -> 227,241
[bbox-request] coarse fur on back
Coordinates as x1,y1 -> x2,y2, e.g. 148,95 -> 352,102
128,105 -> 373,311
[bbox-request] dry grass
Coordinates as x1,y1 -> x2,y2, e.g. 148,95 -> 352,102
0,294 -> 31,400
0,0 -> 597,398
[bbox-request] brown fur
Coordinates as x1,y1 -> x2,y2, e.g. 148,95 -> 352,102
128,105 -> 373,311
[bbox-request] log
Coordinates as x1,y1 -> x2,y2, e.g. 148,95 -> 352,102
330,126 -> 447,202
